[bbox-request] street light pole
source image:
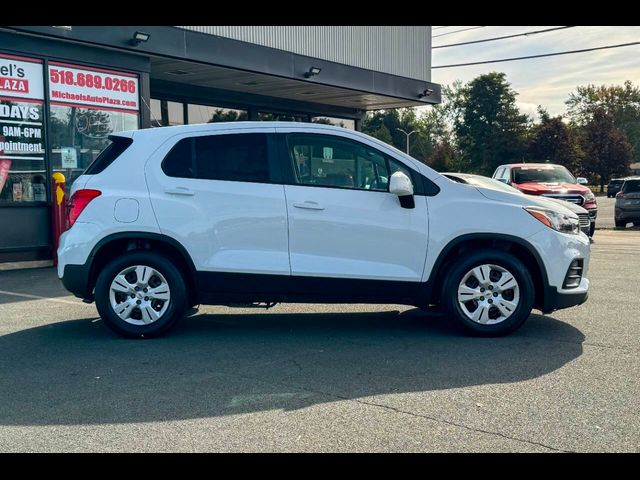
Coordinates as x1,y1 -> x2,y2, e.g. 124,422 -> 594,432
396,128 -> 417,156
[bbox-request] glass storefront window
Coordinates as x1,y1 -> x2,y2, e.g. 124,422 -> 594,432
187,104 -> 247,124
167,101 -> 184,126
0,99 -> 47,203
150,98 -> 163,127
49,105 -> 138,186
311,116 -> 355,129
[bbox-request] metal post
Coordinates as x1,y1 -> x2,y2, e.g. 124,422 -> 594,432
396,128 -> 417,155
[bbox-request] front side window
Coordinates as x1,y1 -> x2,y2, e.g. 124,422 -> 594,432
287,134 -> 412,192
162,133 -> 269,183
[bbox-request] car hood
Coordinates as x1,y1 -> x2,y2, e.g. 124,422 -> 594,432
513,181 -> 590,195
475,186 -> 579,218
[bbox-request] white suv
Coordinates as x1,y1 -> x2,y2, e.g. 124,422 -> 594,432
58,122 -> 590,338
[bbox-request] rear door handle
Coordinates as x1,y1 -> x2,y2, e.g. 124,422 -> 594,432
293,201 -> 325,210
164,187 -> 195,196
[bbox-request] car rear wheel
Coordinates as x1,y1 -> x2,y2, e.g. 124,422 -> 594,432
95,251 -> 188,338
441,249 -> 535,336
615,219 -> 627,228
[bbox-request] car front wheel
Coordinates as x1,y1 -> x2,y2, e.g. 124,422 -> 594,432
441,249 -> 535,336
95,252 -> 188,338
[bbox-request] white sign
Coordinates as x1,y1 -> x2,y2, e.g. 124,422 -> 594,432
0,54 -> 44,100
60,147 -> 78,169
48,62 -> 139,111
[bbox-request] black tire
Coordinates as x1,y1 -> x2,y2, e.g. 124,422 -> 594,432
615,219 -> 626,228
589,222 -> 595,237
95,251 -> 188,338
441,249 -> 535,336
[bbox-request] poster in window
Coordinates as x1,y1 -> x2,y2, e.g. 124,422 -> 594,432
0,54 -> 46,203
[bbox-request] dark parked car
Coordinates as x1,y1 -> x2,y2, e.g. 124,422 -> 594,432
615,177 -> 640,228
444,173 -> 593,237
607,178 -> 626,198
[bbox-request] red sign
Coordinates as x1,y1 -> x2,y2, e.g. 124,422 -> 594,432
0,77 -> 30,94
48,62 -> 139,112
0,54 -> 43,100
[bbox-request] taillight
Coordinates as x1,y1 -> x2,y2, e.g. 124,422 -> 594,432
67,189 -> 101,227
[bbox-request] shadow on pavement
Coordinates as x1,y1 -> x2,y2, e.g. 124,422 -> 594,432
0,268 -> 69,305
0,309 -> 584,426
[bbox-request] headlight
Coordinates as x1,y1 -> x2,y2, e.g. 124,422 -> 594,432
583,192 -> 595,202
524,206 -> 580,234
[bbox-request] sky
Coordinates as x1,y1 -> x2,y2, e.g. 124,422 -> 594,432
428,26 -> 640,120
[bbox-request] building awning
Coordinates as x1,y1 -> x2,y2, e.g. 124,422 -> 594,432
6,26 -> 441,117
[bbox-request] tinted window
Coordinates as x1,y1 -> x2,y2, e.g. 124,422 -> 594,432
84,136 -> 133,175
287,134 -> 395,191
623,180 -> 640,193
162,133 -> 269,183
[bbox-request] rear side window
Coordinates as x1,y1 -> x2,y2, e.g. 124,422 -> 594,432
623,180 -> 640,193
162,133 -> 269,183
84,136 -> 133,175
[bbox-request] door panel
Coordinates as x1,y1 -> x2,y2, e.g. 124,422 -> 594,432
280,131 -> 429,282
284,185 -> 428,281
145,130 -> 290,276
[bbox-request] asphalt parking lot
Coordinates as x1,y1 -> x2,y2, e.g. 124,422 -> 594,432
0,229 -> 638,452
596,196 -> 615,229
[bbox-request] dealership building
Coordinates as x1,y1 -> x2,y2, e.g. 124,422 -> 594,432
0,26 -> 439,264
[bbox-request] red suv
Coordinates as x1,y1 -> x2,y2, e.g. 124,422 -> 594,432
492,163 -> 597,236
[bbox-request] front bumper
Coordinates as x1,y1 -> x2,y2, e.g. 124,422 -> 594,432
542,278 -> 589,313
528,227 -> 590,313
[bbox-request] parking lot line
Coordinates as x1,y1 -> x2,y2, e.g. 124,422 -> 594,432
0,289 -> 86,305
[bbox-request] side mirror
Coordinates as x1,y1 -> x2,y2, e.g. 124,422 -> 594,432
577,177 -> 588,185
389,171 -> 415,209
496,178 -> 508,183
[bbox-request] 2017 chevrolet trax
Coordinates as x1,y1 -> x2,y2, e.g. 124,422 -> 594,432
58,122 -> 590,338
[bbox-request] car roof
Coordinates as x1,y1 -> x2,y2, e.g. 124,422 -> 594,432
498,163 -> 565,169
112,121 -> 350,138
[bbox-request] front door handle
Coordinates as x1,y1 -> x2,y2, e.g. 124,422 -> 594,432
164,187 -> 195,196
293,201 -> 325,210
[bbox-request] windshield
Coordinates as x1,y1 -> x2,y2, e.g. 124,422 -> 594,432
512,166 -> 575,184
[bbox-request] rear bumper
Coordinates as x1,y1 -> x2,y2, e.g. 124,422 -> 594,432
615,207 -> 640,221
60,263 -> 93,301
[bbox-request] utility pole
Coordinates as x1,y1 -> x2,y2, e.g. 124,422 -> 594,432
396,128 -> 417,156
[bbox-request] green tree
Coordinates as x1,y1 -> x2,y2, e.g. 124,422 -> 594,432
361,108 -> 434,163
421,80 -> 464,145
426,141 -> 456,172
454,72 -> 529,175
207,109 -> 248,122
581,108 -> 633,191
527,107 -> 580,171
566,81 -> 640,163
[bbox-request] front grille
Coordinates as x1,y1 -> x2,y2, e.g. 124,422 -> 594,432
578,213 -> 590,234
542,194 -> 585,206
563,259 -> 584,289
